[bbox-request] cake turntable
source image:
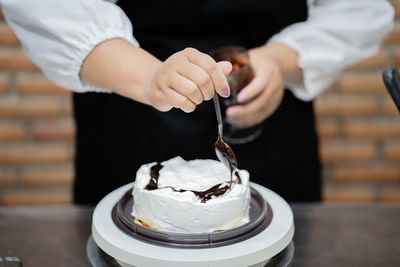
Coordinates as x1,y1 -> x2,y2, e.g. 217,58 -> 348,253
89,182 -> 294,267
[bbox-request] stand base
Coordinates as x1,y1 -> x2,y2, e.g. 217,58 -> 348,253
91,183 -> 293,267
87,235 -> 294,267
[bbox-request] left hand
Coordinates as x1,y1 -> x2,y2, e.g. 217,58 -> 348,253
225,47 -> 285,127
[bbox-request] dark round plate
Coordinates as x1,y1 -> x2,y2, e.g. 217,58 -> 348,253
111,187 -> 273,248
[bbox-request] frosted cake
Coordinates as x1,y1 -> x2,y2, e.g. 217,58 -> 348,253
131,156 -> 250,233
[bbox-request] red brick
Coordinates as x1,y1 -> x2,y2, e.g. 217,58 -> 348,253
63,97 -> 74,116
0,49 -> 39,71
344,119 -> 400,139
315,95 -> 378,117
384,141 -> 400,160
0,168 -> 18,186
348,50 -> 389,70
323,185 -> 374,203
316,119 -> 340,138
0,121 -> 26,141
320,140 -> 375,163
0,187 -> 72,206
0,23 -> 19,45
0,73 -> 8,94
382,96 -> 399,115
385,23 -> 400,44
378,188 -> 400,202
0,97 -> 63,118
332,165 -> 400,182
0,144 -> 72,164
335,73 -> 386,94
31,119 -> 75,141
393,0 -> 400,19
17,73 -> 68,95
392,49 -> 400,69
21,165 -> 73,186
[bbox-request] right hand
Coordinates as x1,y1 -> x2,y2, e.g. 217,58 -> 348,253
144,47 -> 232,113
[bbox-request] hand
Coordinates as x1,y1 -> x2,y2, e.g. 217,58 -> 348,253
80,40 -> 233,111
144,48 -> 232,113
225,47 -> 285,127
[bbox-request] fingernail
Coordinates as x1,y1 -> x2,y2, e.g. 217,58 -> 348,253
222,88 -> 230,98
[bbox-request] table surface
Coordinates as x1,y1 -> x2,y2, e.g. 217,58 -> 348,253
0,204 -> 399,267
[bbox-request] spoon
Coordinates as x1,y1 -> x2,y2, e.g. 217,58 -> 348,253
213,94 -> 238,174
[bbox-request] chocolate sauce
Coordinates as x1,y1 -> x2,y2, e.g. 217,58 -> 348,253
234,171 -> 242,184
215,134 -> 238,184
193,184 -> 231,203
144,160 -> 241,203
215,134 -> 237,169
169,183 -> 230,203
144,162 -> 163,190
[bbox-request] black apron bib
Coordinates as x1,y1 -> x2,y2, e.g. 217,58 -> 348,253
73,0 -> 321,204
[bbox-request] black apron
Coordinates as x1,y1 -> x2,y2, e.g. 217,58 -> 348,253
73,0 -> 321,204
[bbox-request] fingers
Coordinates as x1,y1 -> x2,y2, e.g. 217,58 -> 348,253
177,62 -> 214,101
236,74 -> 269,104
170,73 -> 205,104
225,54 -> 285,126
178,60 -> 232,101
217,61 -> 233,76
163,87 -> 197,113
226,78 -> 283,126
186,48 -> 231,98
151,47 -> 232,113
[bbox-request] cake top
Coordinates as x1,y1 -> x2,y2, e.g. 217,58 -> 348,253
132,156 -> 251,233
135,156 -> 249,192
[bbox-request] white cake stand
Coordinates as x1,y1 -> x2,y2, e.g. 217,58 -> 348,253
92,182 -> 294,267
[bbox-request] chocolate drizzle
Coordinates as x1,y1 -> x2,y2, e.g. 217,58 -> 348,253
235,171 -> 242,184
192,184 -> 231,203
215,134 -> 239,187
215,134 -> 238,173
145,162 -> 163,190
144,162 -> 242,203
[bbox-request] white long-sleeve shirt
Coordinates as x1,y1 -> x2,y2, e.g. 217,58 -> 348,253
0,0 -> 394,100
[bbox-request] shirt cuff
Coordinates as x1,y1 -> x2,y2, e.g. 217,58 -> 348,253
269,34 -> 337,102
268,0 -> 394,102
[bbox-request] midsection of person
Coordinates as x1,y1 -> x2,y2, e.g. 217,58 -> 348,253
73,0 -> 318,204
2,0 -> 393,204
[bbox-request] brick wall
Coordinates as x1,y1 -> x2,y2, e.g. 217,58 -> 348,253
316,1 -> 400,203
0,8 -> 74,205
0,3 -> 399,205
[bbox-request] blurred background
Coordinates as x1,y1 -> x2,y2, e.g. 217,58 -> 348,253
0,3 -> 399,206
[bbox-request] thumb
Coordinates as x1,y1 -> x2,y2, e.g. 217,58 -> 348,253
217,61 -> 232,76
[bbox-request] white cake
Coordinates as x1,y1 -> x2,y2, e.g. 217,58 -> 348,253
131,156 -> 251,233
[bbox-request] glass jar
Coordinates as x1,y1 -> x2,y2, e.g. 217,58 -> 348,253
210,46 -> 263,145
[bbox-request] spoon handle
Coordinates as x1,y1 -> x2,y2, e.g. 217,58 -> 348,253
213,94 -> 223,136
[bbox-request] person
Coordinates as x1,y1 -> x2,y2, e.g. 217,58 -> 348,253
1,0 -> 393,204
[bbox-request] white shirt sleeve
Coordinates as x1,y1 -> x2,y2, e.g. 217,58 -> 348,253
270,0 -> 394,101
1,0 -> 139,93
1,0 -> 394,97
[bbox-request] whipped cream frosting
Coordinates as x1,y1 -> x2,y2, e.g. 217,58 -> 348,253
132,156 -> 251,233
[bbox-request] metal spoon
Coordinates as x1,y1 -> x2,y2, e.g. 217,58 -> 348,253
213,94 -> 238,172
